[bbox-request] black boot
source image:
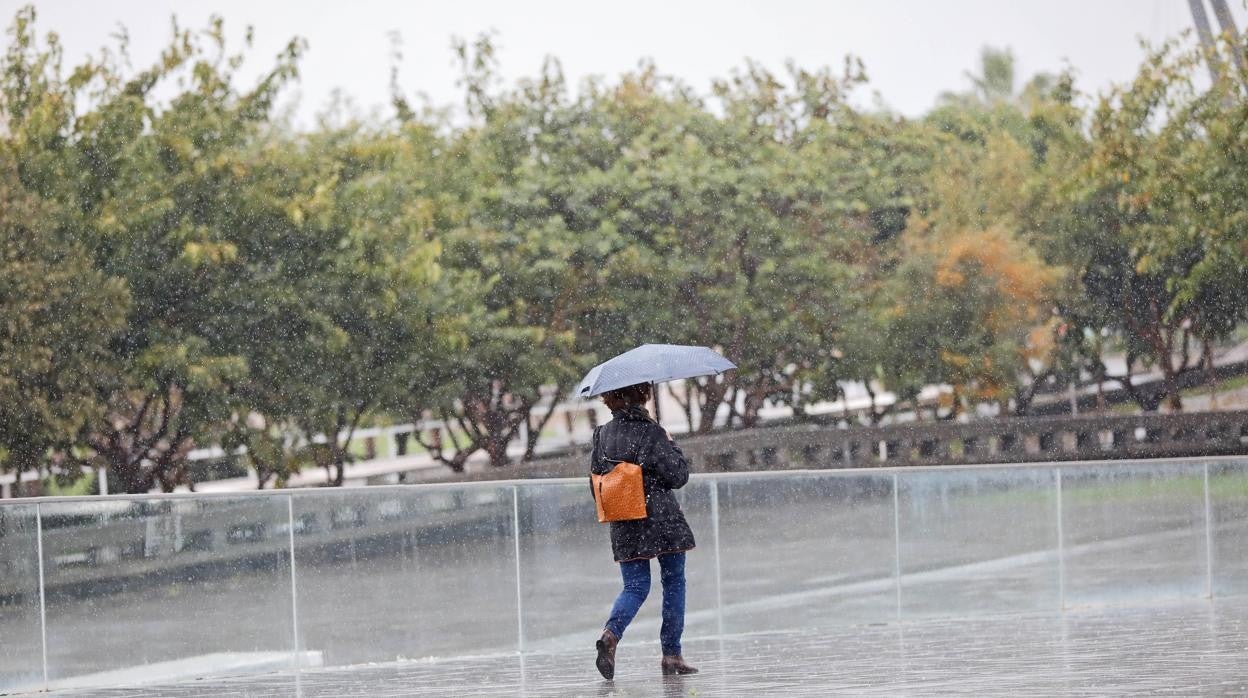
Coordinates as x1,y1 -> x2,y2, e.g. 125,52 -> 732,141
595,629 -> 619,679
661,655 -> 698,675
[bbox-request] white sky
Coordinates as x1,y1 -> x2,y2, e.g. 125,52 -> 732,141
5,0 -> 1246,127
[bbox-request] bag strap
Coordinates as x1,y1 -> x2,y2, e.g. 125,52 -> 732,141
590,425 -> 638,467
589,426 -> 600,498
590,425 -> 603,465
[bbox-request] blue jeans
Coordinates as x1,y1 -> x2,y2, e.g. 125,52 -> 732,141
604,552 -> 686,656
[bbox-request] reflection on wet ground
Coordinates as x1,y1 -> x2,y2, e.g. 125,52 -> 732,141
46,597 -> 1248,696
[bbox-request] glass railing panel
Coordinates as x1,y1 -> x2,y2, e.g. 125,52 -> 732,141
5,455 -> 1242,695
515,481 -> 614,652
515,479 -> 718,652
0,504 -> 42,693
39,496 -> 297,688
715,472 -> 898,633
897,467 -> 1059,618
1060,462 -> 1207,606
673,479 -> 721,641
291,485 -> 519,665
1211,460 -> 1248,598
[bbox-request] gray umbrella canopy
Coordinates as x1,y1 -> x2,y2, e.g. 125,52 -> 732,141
575,344 -> 736,398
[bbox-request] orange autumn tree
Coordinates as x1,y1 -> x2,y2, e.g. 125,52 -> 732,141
932,227 -> 1061,400
869,129 -> 1064,419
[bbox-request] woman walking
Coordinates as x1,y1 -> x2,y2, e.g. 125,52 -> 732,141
591,382 -> 699,679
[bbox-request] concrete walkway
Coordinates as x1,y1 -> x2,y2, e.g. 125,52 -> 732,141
42,597 -> 1248,696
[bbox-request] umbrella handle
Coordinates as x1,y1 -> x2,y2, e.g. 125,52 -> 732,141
652,381 -> 661,426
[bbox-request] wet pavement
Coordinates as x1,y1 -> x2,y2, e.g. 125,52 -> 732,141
42,597 -> 1248,696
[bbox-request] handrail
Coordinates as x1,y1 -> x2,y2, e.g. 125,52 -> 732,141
467,409 -> 1248,481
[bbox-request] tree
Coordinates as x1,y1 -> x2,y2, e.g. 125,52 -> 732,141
0,160 -> 127,484
855,49 -> 1072,420
408,43 -> 594,470
223,121 -> 455,486
1053,38 -> 1248,411
592,61 -> 880,431
1,8 -> 304,491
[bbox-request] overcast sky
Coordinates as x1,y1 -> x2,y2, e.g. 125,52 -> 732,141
5,0 -> 1246,127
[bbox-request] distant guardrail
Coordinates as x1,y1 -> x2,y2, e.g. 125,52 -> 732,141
463,409 -> 1248,480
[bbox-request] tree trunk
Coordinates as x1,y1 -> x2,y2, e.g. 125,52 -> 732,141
88,388 -> 196,494
331,447 -> 347,487
413,420 -> 471,473
864,383 -> 894,426
726,386 -> 743,428
865,383 -> 878,425
112,453 -> 153,494
668,381 -> 696,434
938,389 -> 962,421
523,391 -> 563,461
695,378 -> 731,434
485,433 -> 511,468
1204,340 -> 1218,410
1013,368 -> 1053,417
1111,354 -> 1162,413
1162,361 -> 1183,412
741,387 -> 764,429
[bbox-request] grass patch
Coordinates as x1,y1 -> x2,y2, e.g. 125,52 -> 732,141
908,468 -> 1248,510
1061,473 -> 1235,505
1181,373 -> 1248,399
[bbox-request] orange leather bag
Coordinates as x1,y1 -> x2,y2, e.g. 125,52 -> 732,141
591,461 -> 647,523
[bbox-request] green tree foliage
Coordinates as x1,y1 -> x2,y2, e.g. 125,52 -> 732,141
2,5 -> 1245,491
1051,38 -> 1248,411
213,118 -> 459,486
1,8 -> 300,491
652,62 -> 872,429
0,159 -> 127,475
406,46 -> 591,470
856,49 -> 1070,420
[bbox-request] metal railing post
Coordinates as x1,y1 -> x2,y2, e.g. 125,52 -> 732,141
287,495 -> 301,672
1055,468 -> 1065,611
892,473 -> 902,622
35,503 -> 49,690
1204,462 -> 1214,600
710,479 -> 724,638
512,486 -> 525,654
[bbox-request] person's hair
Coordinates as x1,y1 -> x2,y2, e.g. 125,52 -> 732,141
604,383 -> 651,406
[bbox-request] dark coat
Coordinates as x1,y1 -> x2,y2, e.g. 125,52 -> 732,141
590,405 -> 696,562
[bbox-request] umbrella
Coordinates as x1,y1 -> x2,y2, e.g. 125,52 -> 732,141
575,343 -> 736,399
